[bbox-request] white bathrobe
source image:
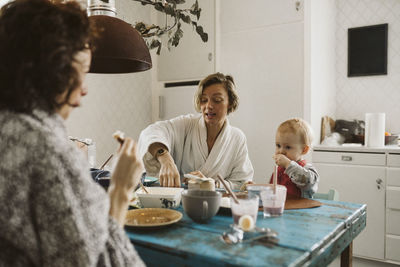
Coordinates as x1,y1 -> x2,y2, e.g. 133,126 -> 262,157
138,114 -> 254,189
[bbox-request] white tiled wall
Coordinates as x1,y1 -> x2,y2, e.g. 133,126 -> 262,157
66,0 -> 154,166
336,0 -> 400,133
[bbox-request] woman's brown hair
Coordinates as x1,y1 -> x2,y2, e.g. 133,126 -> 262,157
0,0 -> 95,113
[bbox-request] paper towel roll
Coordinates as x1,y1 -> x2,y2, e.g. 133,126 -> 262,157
365,113 -> 385,147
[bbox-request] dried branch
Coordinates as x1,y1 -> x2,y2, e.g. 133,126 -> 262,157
101,0 -> 208,55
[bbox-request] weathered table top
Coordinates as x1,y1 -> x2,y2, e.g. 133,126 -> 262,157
126,200 -> 366,267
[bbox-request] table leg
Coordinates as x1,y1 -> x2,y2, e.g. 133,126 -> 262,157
340,241 -> 353,267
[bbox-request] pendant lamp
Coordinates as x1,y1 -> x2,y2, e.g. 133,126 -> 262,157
87,0 -> 152,73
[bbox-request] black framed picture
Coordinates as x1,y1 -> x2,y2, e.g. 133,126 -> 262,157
348,23 -> 388,77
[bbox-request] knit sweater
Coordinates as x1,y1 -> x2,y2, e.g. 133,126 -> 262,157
0,110 -> 145,267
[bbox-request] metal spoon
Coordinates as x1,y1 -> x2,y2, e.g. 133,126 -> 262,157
255,227 -> 278,238
221,226 -> 278,245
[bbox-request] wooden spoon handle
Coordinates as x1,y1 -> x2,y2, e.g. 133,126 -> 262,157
217,174 -> 239,204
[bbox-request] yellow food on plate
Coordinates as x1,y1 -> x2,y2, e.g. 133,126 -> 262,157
238,215 -> 255,231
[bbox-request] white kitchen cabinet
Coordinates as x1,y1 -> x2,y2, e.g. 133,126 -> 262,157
157,0 -> 215,81
313,148 -> 400,265
386,153 -> 400,262
313,150 -> 386,260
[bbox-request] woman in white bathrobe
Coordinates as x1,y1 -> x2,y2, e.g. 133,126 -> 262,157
138,73 -> 254,190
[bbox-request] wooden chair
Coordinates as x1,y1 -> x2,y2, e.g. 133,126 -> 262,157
314,188 -> 339,201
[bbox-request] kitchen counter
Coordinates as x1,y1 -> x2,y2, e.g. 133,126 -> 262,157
314,144 -> 400,153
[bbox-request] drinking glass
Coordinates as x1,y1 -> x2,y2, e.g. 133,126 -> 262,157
230,195 -> 259,225
260,185 -> 287,217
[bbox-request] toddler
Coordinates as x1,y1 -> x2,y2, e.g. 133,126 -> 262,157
269,118 -> 319,198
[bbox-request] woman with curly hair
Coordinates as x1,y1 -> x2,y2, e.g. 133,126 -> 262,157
0,0 -> 145,265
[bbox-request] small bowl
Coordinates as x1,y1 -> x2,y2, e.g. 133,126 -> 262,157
90,168 -> 111,191
182,190 -> 221,223
143,176 -> 159,186
136,187 -> 184,208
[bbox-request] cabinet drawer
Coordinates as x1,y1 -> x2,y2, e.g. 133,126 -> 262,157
387,168 -> 400,186
386,235 -> 400,262
387,187 -> 400,209
388,154 -> 400,167
313,151 -> 386,166
387,209 -> 400,235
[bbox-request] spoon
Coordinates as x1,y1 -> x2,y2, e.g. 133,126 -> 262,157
221,226 -> 243,244
217,174 -> 239,204
221,230 -> 274,244
255,227 -> 278,238
221,232 -> 240,245
221,225 -> 278,245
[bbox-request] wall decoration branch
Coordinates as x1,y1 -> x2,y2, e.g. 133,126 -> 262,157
96,0 -> 208,54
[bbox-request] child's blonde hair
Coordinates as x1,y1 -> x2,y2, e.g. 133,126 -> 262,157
277,118 -> 313,147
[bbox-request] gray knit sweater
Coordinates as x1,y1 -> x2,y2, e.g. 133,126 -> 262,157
0,110 -> 145,267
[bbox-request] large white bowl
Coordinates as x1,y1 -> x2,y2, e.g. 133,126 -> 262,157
136,187 -> 184,208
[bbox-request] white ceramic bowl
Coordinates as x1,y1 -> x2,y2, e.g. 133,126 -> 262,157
136,187 -> 184,208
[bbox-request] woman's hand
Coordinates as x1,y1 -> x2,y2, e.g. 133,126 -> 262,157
273,154 -> 291,169
109,138 -> 143,225
111,138 -> 143,192
157,152 -> 181,187
189,170 -> 206,178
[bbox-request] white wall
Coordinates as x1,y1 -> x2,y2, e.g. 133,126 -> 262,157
308,0 -> 336,143
335,0 -> 400,133
66,0 -> 154,166
218,0 -> 304,183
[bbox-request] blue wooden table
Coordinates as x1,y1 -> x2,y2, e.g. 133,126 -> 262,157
126,200 -> 366,266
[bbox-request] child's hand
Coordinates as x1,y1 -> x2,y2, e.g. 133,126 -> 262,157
273,154 -> 291,169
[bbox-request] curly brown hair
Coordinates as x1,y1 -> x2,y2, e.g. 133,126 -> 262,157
194,72 -> 239,114
0,0 -> 95,113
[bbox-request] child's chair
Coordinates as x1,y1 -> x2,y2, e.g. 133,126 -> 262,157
314,189 -> 339,201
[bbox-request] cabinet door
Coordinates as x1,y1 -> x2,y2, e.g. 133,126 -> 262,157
220,0 -> 303,33
313,163 -> 385,260
157,0 -> 215,81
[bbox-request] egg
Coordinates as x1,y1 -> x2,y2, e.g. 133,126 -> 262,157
238,215 -> 255,231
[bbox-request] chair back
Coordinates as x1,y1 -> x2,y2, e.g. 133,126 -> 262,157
314,189 -> 339,201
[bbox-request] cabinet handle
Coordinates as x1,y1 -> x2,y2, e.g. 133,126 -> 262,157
376,178 -> 383,189
295,1 -> 301,11
208,53 -> 213,61
341,155 -> 352,161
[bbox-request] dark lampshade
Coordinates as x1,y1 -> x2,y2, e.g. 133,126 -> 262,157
89,15 -> 152,74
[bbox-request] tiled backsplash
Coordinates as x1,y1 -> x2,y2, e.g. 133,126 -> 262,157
336,0 -> 400,133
